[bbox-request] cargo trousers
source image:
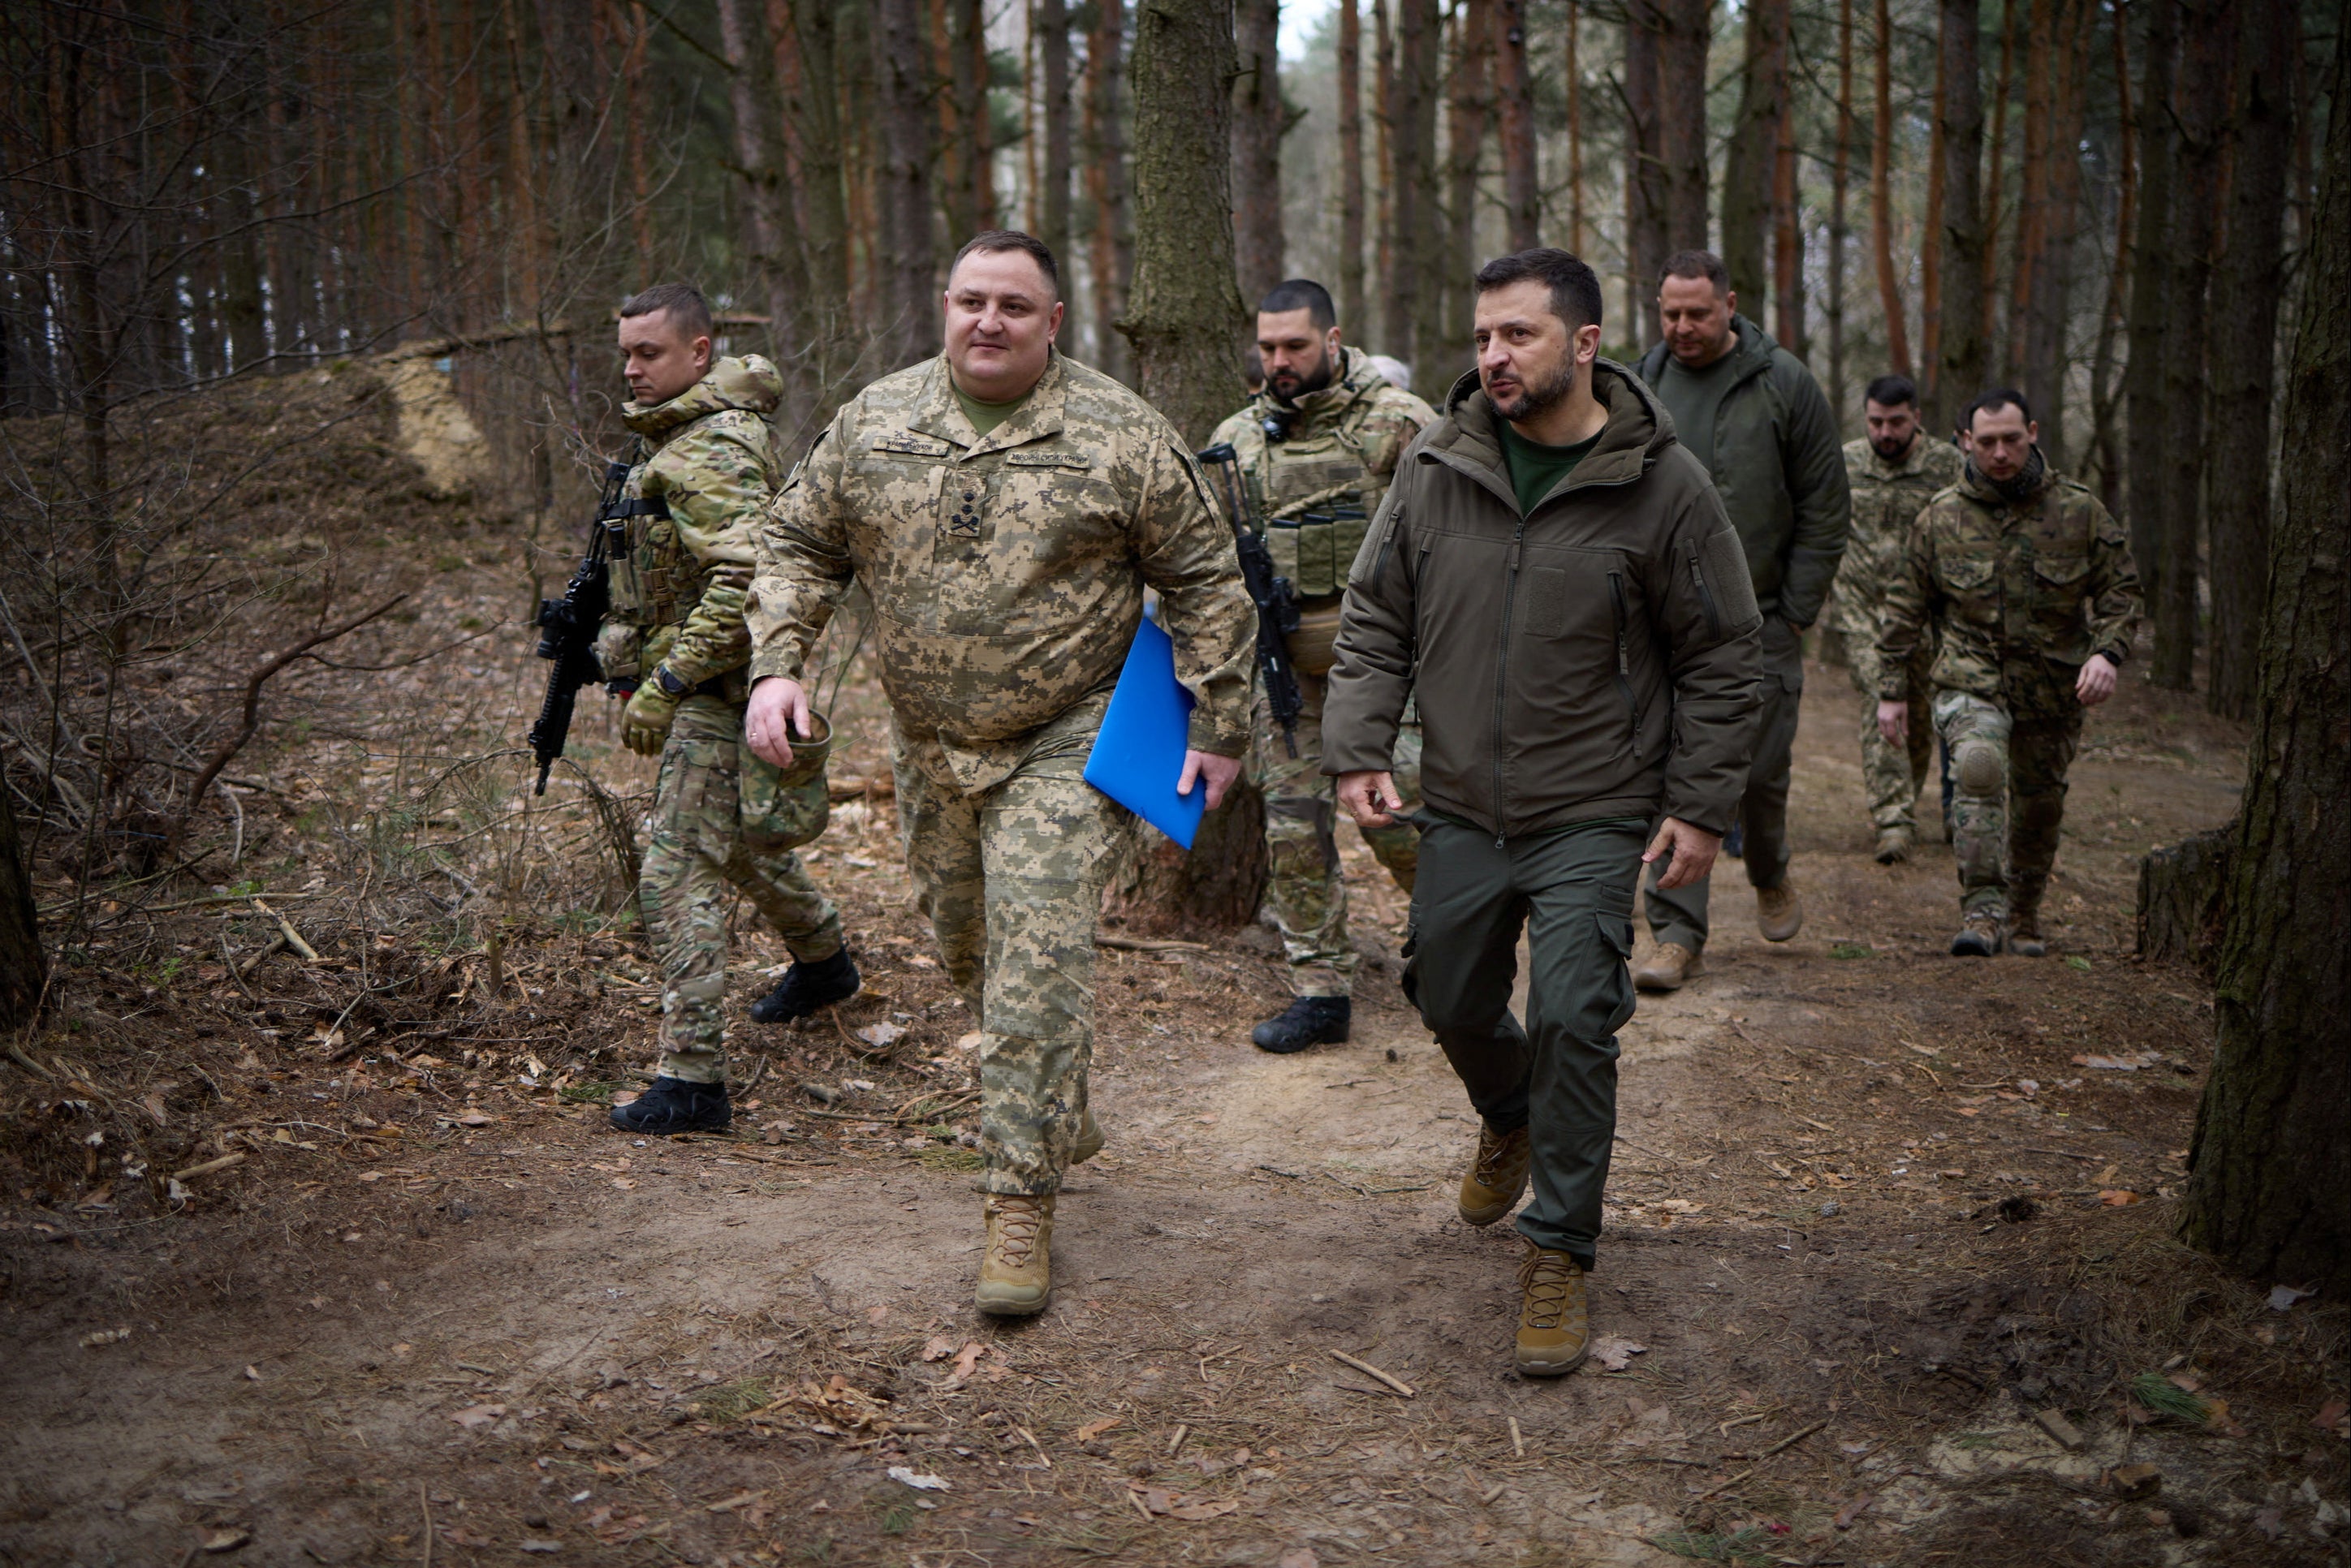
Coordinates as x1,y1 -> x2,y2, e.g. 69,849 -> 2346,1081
1406,816 -> 1648,1269
895,700 -> 1131,1197
1931,688 -> 2082,921
645,695 -> 843,1084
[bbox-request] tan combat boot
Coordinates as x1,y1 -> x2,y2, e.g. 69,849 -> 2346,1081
1071,1107 -> 1105,1164
1515,1244 -> 1590,1377
1458,1122 -> 1532,1226
2007,911 -> 2047,958
1633,941 -> 1702,992
1949,910 -> 2004,957
1757,881 -> 1803,941
976,1193 -> 1055,1316
1873,826 -> 1913,864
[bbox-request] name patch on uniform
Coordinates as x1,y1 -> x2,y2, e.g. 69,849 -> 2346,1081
1003,449 -> 1092,470
872,433 -> 953,459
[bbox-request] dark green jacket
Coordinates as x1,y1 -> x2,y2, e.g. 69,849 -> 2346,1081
1634,315 -> 1849,634
1322,362 -> 1765,839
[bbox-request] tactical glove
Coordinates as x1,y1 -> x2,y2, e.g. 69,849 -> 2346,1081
621,678 -> 681,756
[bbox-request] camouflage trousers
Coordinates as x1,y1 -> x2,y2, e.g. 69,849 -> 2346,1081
895,702 -> 1130,1197
645,695 -> 843,1084
1930,688 -> 2081,921
1851,643 -> 1936,832
1251,673 -> 1422,998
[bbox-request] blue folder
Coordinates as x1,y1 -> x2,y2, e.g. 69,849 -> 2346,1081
1085,616 -> 1207,849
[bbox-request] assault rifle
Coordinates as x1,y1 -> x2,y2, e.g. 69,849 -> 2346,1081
526,450 -> 654,795
1197,442 -> 1303,758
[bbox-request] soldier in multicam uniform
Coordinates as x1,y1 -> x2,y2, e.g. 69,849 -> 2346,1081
744,232 -> 1253,1316
1835,373 -> 1965,864
1877,389 -> 2142,958
600,284 -> 861,1137
1206,279 -> 1439,1053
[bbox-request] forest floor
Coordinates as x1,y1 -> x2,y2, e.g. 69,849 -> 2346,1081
1,381 -> 2345,1568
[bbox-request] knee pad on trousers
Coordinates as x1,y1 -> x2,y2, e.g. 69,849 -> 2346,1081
1953,739 -> 2005,797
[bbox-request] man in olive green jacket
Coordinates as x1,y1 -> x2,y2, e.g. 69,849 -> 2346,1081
1631,251 -> 1849,989
1326,250 -> 1763,1379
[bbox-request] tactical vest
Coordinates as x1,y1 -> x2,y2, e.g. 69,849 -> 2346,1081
1254,430 -> 1377,601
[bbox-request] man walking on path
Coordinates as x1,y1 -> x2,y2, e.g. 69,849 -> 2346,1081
743,232 -> 1253,1316
1207,278 -> 1439,1053
600,284 -> 858,1137
1877,390 -> 2142,958
1630,251 -> 1848,991
1835,375 -> 1965,863
1324,249 -> 1762,1376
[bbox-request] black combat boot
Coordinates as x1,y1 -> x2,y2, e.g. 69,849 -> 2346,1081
749,948 -> 861,1023
610,1076 -> 731,1135
1251,996 -> 1351,1054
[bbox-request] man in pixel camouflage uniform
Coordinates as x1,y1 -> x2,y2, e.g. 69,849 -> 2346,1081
1207,278 -> 1439,1053
744,232 -> 1253,1316
600,284 -> 860,1137
1835,373 -> 1964,864
1877,389 -> 2142,958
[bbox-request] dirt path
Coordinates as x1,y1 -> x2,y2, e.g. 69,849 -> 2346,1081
5,665 -> 2343,1568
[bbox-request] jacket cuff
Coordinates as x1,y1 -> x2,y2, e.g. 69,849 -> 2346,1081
2094,641 -> 2130,667
1186,709 -> 1248,758
749,643 -> 806,685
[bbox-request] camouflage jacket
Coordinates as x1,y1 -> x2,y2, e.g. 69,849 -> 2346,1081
1831,433 -> 1965,648
1877,458 -> 2142,714
599,355 -> 782,693
1206,347 -> 1438,599
747,351 -> 1255,792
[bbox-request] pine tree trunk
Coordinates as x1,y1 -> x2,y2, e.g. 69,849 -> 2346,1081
1439,0 -> 1494,357
1493,0 -> 1540,252
717,0 -> 817,440
1655,0 -> 1711,251
1922,26 -> 1946,407
1390,0 -> 1441,377
1772,91 -> 1804,354
1374,0 -> 1397,351
2019,0 -> 2089,469
1037,0 -> 1074,264
2153,0 -> 2236,691
1721,0 -> 1788,305
1982,0 -> 2019,384
1930,0 -> 1984,435
1565,0 -> 1587,256
1870,0 -> 1910,377
1828,0 -> 1854,422
2125,0 -> 2177,601
783,0 -> 856,411
1624,0 -> 1668,349
1116,0 -> 1266,932
2177,14 -> 2351,1290
1232,0 -> 1287,303
2203,0 -> 2294,721
1085,0 -> 1132,381
1337,0 -> 1368,330
0,788 -> 41,1032
874,0 -> 939,369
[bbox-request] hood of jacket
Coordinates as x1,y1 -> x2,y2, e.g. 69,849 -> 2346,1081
1249,345 -> 1395,438
1430,358 -> 1680,508
623,354 -> 783,439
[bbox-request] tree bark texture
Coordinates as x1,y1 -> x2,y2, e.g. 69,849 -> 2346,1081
0,787 -> 41,1032
1337,0 -> 1368,330
2203,0 -> 2295,721
2086,0 -> 2134,510
1085,0 -> 1133,382
1565,0 -> 1588,256
2125,0 -> 2178,603
717,0 -> 817,441
1624,0 -> 1669,348
1931,0 -> 1985,434
2154,0 -> 2236,691
1037,0 -> 1075,265
1439,0 -> 1495,357
1983,0 -> 2020,383
1116,0 -> 1266,930
1722,0 -> 1789,304
874,0 -> 939,369
1922,25 -> 1947,407
2137,824 -> 2233,974
1654,0 -> 1711,252
1494,0 -> 1541,252
1232,0 -> 1288,303
1772,86 -> 1804,355
1389,0 -> 1442,377
2178,14 -> 2351,1291
1828,0 -> 1856,420
2017,0 -> 2089,469
1870,0 -> 1911,377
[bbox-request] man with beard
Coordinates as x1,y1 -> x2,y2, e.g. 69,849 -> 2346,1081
1323,249 -> 1762,1375
1628,252 -> 1848,991
1834,374 -> 1965,862
1877,390 -> 2141,957
1206,279 -> 1439,1053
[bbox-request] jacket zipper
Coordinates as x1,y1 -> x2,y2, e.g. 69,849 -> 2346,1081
1608,571 -> 1639,752
1491,519 -> 1526,846
1690,545 -> 1724,642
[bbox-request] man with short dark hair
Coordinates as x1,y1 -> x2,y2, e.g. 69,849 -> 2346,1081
1630,252 -> 1848,990
1325,248 -> 1763,1376
1834,373 -> 1965,862
744,231 -> 1254,1316
1878,390 -> 2140,957
1207,278 -> 1439,1053
602,283 -> 859,1135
